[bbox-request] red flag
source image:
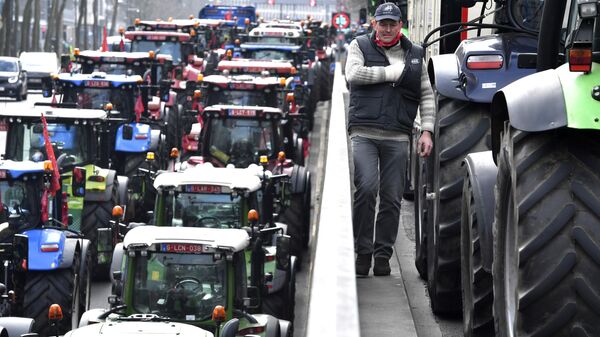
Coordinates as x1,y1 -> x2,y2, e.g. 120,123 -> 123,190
51,94 -> 57,106
40,113 -> 61,196
134,95 -> 144,122
119,38 -> 125,52
101,25 -> 109,52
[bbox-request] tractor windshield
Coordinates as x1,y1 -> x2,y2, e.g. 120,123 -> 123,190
246,49 -> 294,61
7,123 -> 90,167
208,118 -> 274,167
511,0 -> 545,31
132,252 -> 227,321
0,178 -> 41,231
62,87 -> 134,115
131,40 -> 183,65
172,192 -> 241,228
206,89 -> 275,106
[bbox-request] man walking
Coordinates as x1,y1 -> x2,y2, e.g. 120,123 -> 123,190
345,2 -> 434,276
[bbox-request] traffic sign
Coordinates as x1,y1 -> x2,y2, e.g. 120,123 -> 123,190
332,12 -> 350,29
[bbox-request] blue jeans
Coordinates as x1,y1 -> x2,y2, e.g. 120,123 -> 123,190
351,136 -> 408,259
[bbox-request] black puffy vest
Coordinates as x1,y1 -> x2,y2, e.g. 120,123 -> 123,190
348,34 -> 424,134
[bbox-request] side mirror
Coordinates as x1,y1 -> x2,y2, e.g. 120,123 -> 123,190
245,286 -> 261,309
13,234 -> 28,271
72,167 -> 86,197
97,228 -> 113,256
0,283 -> 7,294
111,271 -> 123,297
275,235 -> 291,270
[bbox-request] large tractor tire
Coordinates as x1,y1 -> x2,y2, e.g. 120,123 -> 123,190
414,154 -> 429,279
279,167 -> 311,254
461,176 -> 494,337
81,185 -> 118,281
427,97 -> 490,314
262,258 -> 296,323
123,154 -> 158,221
493,127 -> 600,337
23,246 -> 90,336
166,104 -> 183,151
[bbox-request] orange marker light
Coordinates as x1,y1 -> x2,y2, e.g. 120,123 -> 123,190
43,160 -> 53,172
197,73 -> 204,82
170,147 -> 180,158
48,304 -> 63,321
105,103 -> 113,111
112,205 -> 124,218
73,48 -> 80,56
279,77 -> 286,86
212,305 -> 226,322
194,90 -> 202,98
248,209 -> 259,222
148,51 -> 155,59
278,151 -> 286,162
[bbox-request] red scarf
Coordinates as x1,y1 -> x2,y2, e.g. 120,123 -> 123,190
375,32 -> 402,48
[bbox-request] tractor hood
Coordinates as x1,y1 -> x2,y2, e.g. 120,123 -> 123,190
64,320 -> 213,337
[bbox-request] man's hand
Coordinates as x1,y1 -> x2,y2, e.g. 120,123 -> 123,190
418,131 -> 433,157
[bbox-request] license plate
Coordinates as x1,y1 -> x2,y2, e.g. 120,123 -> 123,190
0,87 -> 5,92
29,78 -> 41,83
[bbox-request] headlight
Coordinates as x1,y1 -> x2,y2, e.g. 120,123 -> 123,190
7,76 -> 18,84
578,0 -> 598,18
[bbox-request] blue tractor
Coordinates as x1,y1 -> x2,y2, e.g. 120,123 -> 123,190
48,72 -> 166,222
412,0 -> 543,316
0,159 -> 91,336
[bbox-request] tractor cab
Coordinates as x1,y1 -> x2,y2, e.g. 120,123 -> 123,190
73,50 -> 173,82
0,106 -> 106,168
50,72 -> 142,118
103,226 -> 291,336
240,27 -> 305,64
125,30 -> 201,69
196,105 -> 285,168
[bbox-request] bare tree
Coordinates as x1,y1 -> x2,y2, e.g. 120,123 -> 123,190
12,0 -> 18,55
76,0 -> 87,48
92,0 -> 98,49
20,0 -> 34,52
54,0 -> 68,54
32,0 -> 40,51
109,0 -> 119,36
0,0 -> 10,55
44,0 -> 58,52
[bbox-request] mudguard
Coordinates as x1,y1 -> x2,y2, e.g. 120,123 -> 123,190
78,308 -> 107,327
253,314 -> 280,337
427,54 -> 465,101
463,151 -> 498,272
110,242 -> 125,285
116,175 -> 128,208
149,130 -> 161,151
22,228 -> 66,270
430,33 -> 537,103
85,169 -> 116,202
115,123 -> 153,153
0,317 -> 34,337
491,68 -> 567,158
279,319 -> 292,337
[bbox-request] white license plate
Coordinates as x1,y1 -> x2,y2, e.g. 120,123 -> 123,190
29,78 -> 41,83
0,87 -> 5,92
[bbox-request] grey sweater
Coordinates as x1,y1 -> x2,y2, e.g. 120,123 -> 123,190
345,37 -> 435,141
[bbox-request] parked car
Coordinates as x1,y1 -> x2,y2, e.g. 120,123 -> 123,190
0,57 -> 27,100
19,52 -> 58,90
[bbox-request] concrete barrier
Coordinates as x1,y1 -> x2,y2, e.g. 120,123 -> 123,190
306,63 -> 360,337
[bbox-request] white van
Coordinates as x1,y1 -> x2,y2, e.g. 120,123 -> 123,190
19,52 -> 59,89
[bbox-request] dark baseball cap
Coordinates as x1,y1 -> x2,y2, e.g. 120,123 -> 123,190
375,3 -> 402,22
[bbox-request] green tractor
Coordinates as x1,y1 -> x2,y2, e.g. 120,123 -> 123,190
145,163 -> 297,322
0,105 -> 127,281
83,226 -> 292,337
460,0 -> 600,335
